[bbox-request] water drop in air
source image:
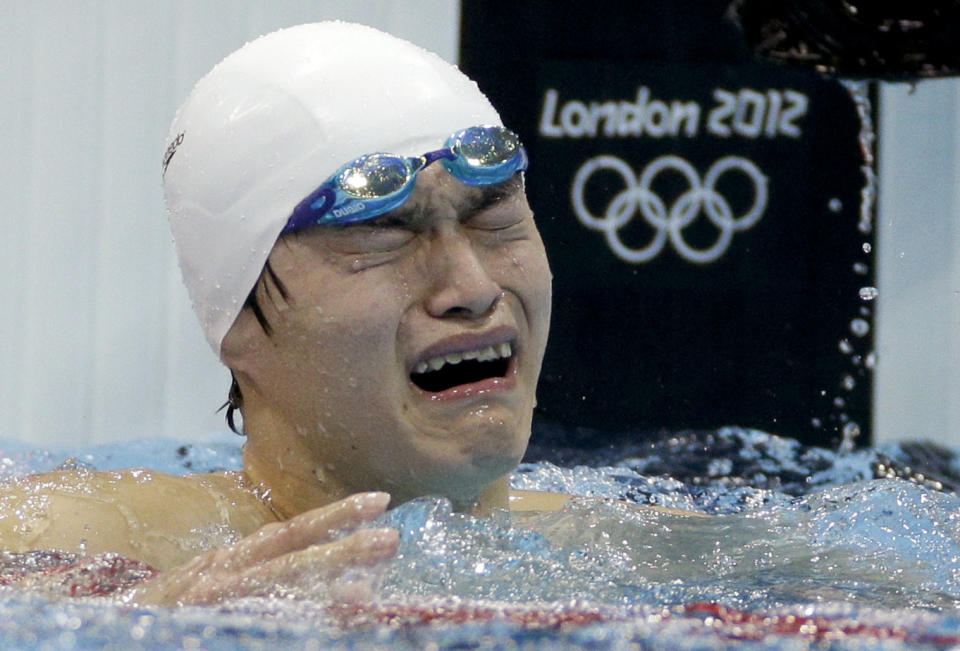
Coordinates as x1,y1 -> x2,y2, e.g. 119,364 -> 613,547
850,318 -> 870,337
859,286 -> 878,301
862,242 -> 872,254
843,421 -> 861,440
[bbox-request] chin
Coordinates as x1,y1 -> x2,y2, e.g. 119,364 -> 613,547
462,413 -> 530,461
460,431 -> 529,486
395,441 -> 524,505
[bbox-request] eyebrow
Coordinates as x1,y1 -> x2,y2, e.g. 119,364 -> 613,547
340,175 -> 525,229
460,176 -> 524,218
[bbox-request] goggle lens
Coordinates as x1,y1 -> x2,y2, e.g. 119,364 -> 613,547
451,126 -> 520,168
284,125 -> 526,233
339,154 -> 411,199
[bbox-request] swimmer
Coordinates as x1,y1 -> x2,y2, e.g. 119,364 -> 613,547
0,22 -> 671,607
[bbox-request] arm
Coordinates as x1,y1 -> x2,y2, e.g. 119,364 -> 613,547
0,470 -> 398,605
0,469 -> 276,568
509,489 -> 710,517
127,492 -> 398,606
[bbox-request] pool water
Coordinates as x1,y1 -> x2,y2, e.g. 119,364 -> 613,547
2,426 -> 960,649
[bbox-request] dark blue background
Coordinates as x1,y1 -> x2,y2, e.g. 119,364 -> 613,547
461,1 -> 873,447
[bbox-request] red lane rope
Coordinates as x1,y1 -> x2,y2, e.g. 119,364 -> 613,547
3,556 -> 959,646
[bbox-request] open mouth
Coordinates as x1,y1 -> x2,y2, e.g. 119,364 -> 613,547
410,342 -> 513,393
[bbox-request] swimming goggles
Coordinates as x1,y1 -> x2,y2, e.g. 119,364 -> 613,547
281,125 -> 527,233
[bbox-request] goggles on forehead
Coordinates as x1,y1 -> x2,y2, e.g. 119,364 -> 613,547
281,125 -> 527,234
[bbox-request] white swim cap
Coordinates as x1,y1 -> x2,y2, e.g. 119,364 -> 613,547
163,22 -> 502,356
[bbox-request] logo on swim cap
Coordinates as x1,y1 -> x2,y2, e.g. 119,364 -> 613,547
162,132 -> 184,178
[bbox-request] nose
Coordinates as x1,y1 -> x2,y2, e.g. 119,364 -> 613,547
424,230 -> 502,319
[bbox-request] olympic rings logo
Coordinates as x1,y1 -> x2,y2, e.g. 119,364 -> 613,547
571,154 -> 768,264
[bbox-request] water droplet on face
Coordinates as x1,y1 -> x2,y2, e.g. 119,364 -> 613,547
850,318 -> 870,337
859,286 -> 878,301
862,242 -> 872,254
828,198 -> 843,213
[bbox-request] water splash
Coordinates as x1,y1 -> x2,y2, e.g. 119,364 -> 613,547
2,430 -> 960,648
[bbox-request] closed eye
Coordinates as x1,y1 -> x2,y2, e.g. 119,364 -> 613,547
325,220 -> 415,254
463,177 -> 530,233
463,176 -> 524,218
468,210 -> 527,232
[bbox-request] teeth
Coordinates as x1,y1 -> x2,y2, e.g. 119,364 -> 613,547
413,342 -> 513,375
477,347 -> 497,362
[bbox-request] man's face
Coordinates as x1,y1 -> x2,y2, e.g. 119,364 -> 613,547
234,166 -> 552,506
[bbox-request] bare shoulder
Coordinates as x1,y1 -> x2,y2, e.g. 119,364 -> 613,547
508,489 -> 709,517
508,489 -> 573,512
0,469 -> 276,570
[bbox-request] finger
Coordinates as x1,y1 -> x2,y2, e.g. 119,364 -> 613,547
234,527 -> 399,600
231,492 -> 391,568
133,527 -> 399,606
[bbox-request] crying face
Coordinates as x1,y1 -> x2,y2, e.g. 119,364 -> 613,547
228,166 -> 552,506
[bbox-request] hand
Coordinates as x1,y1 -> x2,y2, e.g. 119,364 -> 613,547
127,492 -> 398,606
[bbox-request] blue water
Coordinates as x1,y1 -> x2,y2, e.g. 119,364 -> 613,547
2,427 -> 960,649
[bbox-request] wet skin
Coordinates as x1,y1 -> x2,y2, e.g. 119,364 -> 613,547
0,168 -> 554,605
223,166 -> 553,515
0,167 -> 702,605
